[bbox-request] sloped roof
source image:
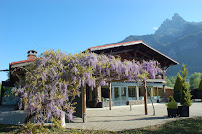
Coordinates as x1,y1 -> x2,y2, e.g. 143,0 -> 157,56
88,40 -> 141,51
88,40 -> 179,68
10,59 -> 35,68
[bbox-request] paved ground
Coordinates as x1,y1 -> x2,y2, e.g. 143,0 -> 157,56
66,102 -> 202,131
0,102 -> 201,131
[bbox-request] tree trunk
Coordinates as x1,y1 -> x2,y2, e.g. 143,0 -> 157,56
143,81 -> 148,115
109,82 -> 112,110
148,88 -> 155,115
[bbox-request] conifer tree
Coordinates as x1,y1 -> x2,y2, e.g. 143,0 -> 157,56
181,64 -> 188,82
174,73 -> 183,92
180,64 -> 192,106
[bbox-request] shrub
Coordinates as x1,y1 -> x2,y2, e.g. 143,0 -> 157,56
166,96 -> 178,109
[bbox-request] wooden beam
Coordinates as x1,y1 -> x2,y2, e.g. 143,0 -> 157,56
136,50 -> 151,59
109,82 -> 112,110
82,85 -> 87,123
134,45 -> 141,60
121,52 -> 134,61
109,48 -> 134,55
119,55 -> 132,60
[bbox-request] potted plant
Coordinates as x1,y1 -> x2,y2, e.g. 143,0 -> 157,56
166,96 -> 178,118
178,82 -> 192,117
178,64 -> 192,117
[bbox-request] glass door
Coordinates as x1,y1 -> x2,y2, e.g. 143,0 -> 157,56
112,86 -> 128,106
120,87 -> 127,105
113,87 -> 120,106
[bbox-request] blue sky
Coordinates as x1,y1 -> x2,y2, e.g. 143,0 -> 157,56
1,0 -> 202,82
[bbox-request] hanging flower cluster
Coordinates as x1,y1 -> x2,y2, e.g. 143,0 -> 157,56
15,49 -> 162,125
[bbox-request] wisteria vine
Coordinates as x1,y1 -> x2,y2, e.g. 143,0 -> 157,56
14,49 -> 162,126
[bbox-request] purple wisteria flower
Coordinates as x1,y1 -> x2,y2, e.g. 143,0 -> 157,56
14,49 -> 162,127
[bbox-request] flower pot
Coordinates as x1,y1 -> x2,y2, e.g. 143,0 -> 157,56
178,106 -> 189,117
167,108 -> 178,118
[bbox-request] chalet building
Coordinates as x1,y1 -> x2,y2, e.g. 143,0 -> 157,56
86,40 -> 178,107
1,41 -> 178,108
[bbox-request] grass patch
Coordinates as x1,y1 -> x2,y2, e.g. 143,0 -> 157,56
0,117 -> 201,134
121,116 -> 202,134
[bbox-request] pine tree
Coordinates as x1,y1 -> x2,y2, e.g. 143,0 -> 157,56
181,64 -> 188,82
181,82 -> 192,106
174,73 -> 183,92
180,64 -> 192,106
199,79 -> 202,90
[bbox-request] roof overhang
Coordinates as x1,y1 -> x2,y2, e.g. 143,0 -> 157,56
87,40 -> 179,68
88,41 -> 142,51
10,59 -> 35,68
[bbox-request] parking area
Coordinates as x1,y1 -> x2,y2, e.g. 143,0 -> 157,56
66,102 -> 202,131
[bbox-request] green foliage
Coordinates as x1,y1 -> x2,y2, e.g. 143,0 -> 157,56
180,82 -> 192,106
166,96 -> 178,109
180,65 -> 192,106
174,73 -> 183,92
199,79 -> 202,90
21,122 -> 50,134
169,96 -> 175,102
3,86 -> 13,97
189,72 -> 202,89
166,76 -> 177,88
181,64 -> 188,82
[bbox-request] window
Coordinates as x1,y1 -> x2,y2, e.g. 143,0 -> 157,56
101,86 -> 109,98
128,86 -> 136,97
139,86 -> 144,97
128,86 -> 136,100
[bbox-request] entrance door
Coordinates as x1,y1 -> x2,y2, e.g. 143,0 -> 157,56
113,87 -> 119,106
112,86 -> 128,106
120,87 -> 127,105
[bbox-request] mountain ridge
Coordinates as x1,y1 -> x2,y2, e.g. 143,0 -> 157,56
120,13 -> 202,77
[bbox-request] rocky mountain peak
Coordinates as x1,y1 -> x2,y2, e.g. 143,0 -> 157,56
155,13 -> 187,36
172,13 -> 186,23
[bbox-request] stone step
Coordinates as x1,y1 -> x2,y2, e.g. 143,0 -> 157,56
0,106 -> 16,111
0,110 -> 26,124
